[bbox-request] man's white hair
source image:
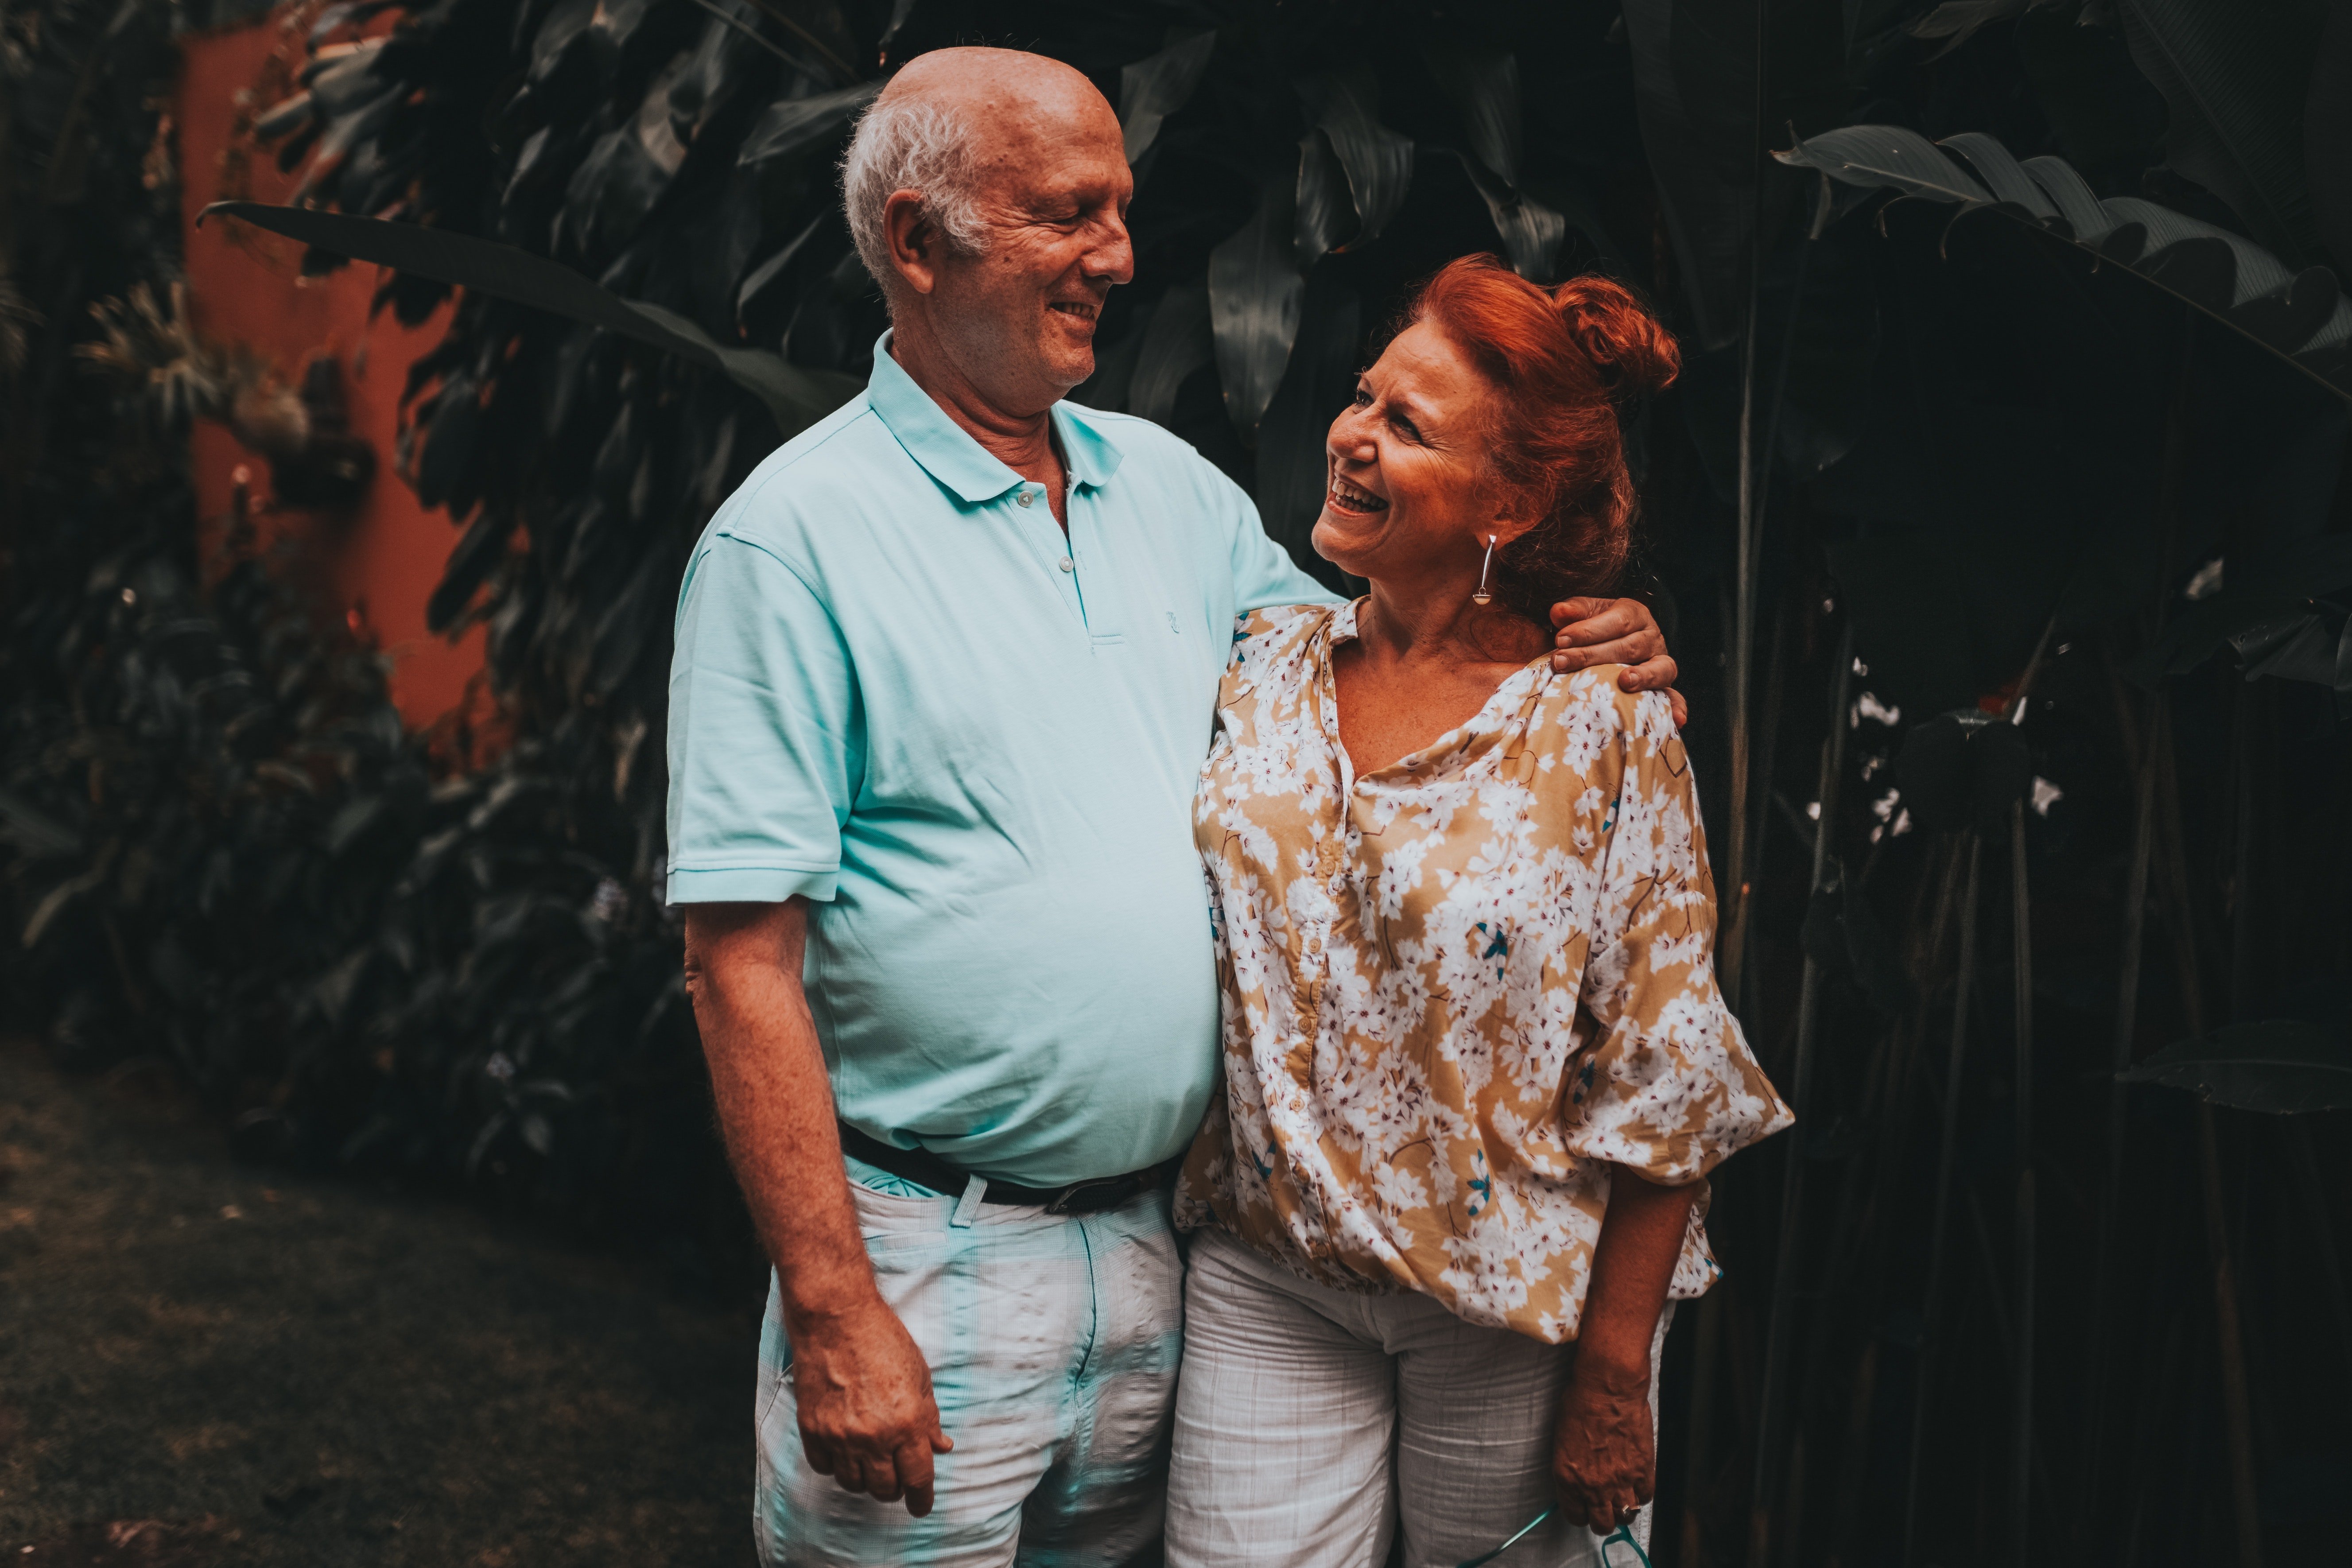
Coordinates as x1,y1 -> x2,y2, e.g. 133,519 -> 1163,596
840,95 -> 989,293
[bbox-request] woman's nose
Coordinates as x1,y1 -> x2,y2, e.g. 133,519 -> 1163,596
1327,409 -> 1376,465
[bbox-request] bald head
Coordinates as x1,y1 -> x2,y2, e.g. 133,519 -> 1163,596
841,48 -> 1121,295
839,47 -> 1134,417
881,46 -> 1105,126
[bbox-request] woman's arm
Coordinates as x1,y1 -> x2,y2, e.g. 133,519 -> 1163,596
1552,1169 -> 1696,1532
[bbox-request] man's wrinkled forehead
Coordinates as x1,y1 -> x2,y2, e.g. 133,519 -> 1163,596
883,47 -> 1125,198
881,47 -> 1115,144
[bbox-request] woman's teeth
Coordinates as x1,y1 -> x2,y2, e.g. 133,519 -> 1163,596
1330,480 -> 1386,512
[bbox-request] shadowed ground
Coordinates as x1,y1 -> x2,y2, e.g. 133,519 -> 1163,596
0,1035 -> 757,1566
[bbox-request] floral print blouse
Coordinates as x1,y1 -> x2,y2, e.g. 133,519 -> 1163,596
1175,602 -> 1791,1343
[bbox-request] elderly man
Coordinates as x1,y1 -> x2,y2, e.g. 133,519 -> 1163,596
669,47 -> 1679,1567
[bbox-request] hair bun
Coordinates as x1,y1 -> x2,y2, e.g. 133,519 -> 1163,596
1551,276 -> 1679,401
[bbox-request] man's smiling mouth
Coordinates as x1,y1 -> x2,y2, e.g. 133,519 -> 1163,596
1048,301 -> 1099,322
1328,475 -> 1387,513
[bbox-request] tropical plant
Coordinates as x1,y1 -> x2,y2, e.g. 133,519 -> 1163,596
7,0 -> 2352,1564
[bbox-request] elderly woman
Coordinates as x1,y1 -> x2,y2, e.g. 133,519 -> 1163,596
1163,257 -> 1791,1568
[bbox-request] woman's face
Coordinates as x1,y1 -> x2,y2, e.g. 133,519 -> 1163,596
1312,321 -> 1515,586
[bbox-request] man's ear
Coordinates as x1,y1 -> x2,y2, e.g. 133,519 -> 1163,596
882,190 -> 940,297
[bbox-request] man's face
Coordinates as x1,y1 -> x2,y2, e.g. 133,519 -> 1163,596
916,93 -> 1134,413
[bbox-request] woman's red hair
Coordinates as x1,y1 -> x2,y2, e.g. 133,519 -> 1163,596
1403,256 -> 1679,625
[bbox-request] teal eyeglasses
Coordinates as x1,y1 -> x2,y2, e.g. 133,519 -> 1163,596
1453,1507 -> 1653,1568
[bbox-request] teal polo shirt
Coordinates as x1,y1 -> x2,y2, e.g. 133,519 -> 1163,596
666,335 -> 1334,1186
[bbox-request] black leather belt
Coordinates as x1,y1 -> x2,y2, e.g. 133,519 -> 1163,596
838,1122 -> 1164,1216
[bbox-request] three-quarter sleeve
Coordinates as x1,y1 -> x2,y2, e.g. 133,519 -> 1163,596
664,532 -> 862,905
1561,691 -> 1793,1184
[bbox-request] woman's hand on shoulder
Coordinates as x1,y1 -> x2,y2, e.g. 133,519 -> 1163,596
1548,597 -> 1687,729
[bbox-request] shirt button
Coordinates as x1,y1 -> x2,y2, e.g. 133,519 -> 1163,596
1058,558 -> 1075,573
1017,490 -> 1034,508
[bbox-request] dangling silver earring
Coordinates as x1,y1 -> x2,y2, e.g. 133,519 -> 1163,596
1471,533 -> 1498,606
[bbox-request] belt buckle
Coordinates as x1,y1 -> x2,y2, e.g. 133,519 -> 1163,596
1044,1175 -> 1133,1216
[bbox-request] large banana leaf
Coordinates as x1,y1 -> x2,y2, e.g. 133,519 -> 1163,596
2117,0 -> 2324,264
200,202 -> 861,438
1117,31 -> 1216,170
1303,65 -> 1412,249
1774,125 -> 2352,397
1428,49 -> 1567,282
1622,0 -> 1759,349
1294,128 -> 1356,271
1207,146 -> 1306,434
2119,1018 -> 2352,1113
1126,283 -> 1213,427
2133,534 -> 2352,690
736,81 -> 879,167
2315,3 -> 2352,267
1253,273 -> 1360,577
1906,0 -> 2030,62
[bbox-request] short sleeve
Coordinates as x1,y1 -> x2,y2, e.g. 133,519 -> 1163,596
664,533 -> 861,905
1216,470 -> 1341,613
1560,692 -> 1792,1184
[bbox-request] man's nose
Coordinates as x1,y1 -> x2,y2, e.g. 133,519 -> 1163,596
1085,210 -> 1136,286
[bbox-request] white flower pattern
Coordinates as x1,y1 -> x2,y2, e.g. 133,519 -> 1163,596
1176,602 -> 1793,1343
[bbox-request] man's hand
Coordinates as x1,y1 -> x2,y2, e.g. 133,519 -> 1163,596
792,1296 -> 955,1516
1549,596 -> 1686,729
686,898 -> 951,1518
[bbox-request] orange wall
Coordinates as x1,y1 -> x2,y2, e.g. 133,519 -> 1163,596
176,16 -> 485,731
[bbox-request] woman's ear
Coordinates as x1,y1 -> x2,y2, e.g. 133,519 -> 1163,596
1486,505 -> 1546,550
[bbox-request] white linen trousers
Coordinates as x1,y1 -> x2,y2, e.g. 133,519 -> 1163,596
1164,1227 -> 1669,1568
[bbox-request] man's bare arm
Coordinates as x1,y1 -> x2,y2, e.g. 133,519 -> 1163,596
684,900 -> 951,1516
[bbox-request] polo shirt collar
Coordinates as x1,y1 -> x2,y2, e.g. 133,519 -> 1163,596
866,331 -> 1125,503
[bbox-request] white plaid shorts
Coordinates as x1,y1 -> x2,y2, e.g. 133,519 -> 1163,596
753,1160 -> 1183,1567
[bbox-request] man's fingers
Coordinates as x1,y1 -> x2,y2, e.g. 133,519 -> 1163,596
1669,688 -> 1689,729
1553,605 -> 1643,647
1549,596 -> 1616,629
893,1437 -> 938,1517
1553,640 -> 1667,676
854,1451 -> 904,1503
1614,654 -> 1679,692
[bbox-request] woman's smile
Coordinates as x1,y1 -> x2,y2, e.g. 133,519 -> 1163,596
1326,472 -> 1388,516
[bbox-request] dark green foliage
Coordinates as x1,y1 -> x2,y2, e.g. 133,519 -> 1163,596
1896,709 -> 2032,834
2119,1019 -> 2352,1112
9,0 -> 2352,1560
